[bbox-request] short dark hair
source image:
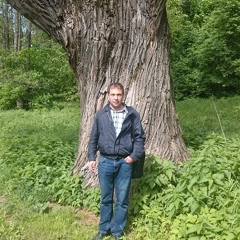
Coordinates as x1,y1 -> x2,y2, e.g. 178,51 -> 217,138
108,82 -> 124,95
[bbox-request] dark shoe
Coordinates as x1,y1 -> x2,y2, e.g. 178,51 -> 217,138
92,232 -> 110,240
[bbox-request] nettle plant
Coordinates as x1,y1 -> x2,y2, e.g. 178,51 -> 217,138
129,135 -> 240,239
0,109 -> 101,214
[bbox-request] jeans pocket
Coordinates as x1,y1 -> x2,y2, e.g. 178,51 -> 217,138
99,155 -> 106,164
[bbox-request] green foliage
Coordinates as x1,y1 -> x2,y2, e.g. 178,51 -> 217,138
0,195 -> 96,240
176,96 -> 240,149
1,96 -> 240,239
0,107 -> 92,212
167,0 -> 240,99
129,136 -> 240,239
0,36 -> 77,110
0,211 -> 24,239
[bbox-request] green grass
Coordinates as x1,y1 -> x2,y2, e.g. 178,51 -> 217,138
176,96 -> 240,149
0,196 -> 98,240
0,96 -> 240,239
0,104 -> 99,240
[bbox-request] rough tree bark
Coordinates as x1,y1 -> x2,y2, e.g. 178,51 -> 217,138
13,9 -> 21,51
2,0 -> 10,50
6,0 -> 190,186
25,19 -> 32,48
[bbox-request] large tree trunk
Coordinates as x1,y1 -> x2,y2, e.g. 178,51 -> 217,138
6,0 -> 190,185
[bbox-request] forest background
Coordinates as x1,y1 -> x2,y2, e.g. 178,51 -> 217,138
0,0 -> 239,239
1,0 -> 240,109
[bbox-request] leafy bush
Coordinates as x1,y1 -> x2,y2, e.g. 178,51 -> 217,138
0,107 -> 99,213
0,38 -> 77,110
129,136 -> 240,239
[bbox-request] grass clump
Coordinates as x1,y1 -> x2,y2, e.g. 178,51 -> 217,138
0,195 -> 97,240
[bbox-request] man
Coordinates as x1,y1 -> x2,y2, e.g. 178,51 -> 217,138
88,82 -> 146,240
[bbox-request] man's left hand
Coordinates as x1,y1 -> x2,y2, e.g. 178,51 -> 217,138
125,156 -> 134,164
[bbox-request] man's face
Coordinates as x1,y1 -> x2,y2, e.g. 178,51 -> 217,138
108,87 -> 124,111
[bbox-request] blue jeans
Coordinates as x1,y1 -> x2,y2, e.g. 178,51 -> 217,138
98,155 -> 133,236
